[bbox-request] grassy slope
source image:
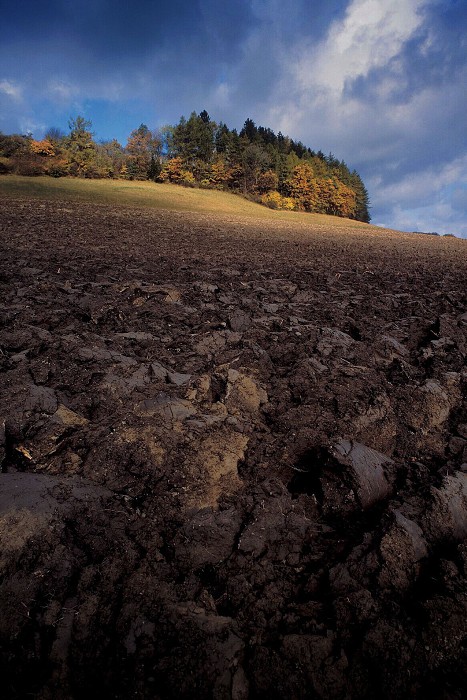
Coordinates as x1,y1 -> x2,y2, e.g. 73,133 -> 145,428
0,175 -> 372,230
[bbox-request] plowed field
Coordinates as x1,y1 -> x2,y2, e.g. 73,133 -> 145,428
1,194 -> 466,699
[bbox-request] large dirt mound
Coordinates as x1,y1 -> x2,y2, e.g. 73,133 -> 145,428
1,197 -> 466,699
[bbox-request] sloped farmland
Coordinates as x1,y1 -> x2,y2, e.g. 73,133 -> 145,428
1,194 -> 466,699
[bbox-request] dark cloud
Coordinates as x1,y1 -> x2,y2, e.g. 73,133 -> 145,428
2,0 -> 255,63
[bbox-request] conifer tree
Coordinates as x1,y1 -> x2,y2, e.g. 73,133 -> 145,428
65,116 -> 96,177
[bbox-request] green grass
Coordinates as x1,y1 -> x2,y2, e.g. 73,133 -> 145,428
0,175 -> 370,228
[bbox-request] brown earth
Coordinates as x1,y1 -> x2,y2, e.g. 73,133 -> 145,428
1,196 -> 467,699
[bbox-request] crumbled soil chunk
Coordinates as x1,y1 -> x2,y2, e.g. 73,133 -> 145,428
1,196 -> 467,699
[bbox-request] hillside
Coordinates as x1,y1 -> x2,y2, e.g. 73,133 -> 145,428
0,175 -> 369,226
1,186 -> 466,699
0,112 -> 371,222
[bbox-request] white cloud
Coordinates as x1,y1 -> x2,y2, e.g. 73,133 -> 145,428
46,77 -> 125,104
373,154 -> 467,237
296,0 -> 428,93
0,79 -> 22,100
212,82 -> 232,109
258,2 -> 434,157
372,154 -> 467,207
19,117 -> 46,136
47,80 -> 79,101
380,201 -> 467,238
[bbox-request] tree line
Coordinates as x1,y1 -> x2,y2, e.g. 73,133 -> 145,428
0,111 -> 370,222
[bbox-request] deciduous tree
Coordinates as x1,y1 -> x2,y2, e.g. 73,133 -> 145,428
125,124 -> 162,180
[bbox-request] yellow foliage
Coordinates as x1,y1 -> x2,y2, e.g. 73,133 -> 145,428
180,170 -> 196,185
261,190 -> 296,210
285,166 -> 357,217
261,191 -> 282,209
281,196 -> 296,210
209,158 -> 231,187
165,157 -> 184,183
30,139 -> 56,157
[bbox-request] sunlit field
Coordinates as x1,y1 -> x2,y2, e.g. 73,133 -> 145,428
0,175 -> 372,229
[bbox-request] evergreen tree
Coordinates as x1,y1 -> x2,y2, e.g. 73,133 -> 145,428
214,122 -> 231,154
147,155 -> 161,181
65,116 -> 97,177
349,171 -> 371,222
171,111 -> 215,169
240,118 -> 258,142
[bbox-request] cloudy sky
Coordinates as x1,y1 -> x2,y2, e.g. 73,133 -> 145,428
1,0 -> 466,236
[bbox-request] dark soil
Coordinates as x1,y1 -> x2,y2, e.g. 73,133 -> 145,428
1,196 -> 467,699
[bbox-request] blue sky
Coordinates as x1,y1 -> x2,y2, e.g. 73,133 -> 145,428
1,0 -> 466,236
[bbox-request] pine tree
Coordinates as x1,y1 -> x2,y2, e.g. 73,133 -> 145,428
65,116 -> 97,177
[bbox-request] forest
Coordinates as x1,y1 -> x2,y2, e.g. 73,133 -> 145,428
0,111 -> 370,222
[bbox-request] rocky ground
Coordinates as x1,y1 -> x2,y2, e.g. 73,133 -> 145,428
1,196 -> 467,699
